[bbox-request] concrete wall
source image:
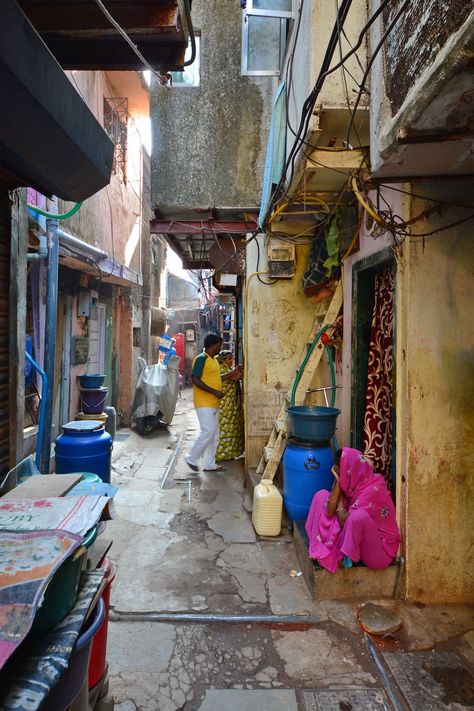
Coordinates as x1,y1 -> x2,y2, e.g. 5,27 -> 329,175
59,71 -> 144,274
395,180 -> 474,603
309,0 -> 368,111
340,180 -> 474,603
245,235 -> 319,467
150,0 -> 277,210
282,0 -> 368,154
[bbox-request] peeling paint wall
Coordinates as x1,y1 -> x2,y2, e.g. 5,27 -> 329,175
396,180 -> 474,603
245,236 -> 318,467
59,71 -> 144,274
150,0 -> 276,211
309,0 -> 368,111
340,179 -> 474,603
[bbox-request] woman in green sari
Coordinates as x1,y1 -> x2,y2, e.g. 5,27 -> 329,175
216,350 -> 244,462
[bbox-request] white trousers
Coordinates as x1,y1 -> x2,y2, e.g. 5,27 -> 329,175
186,407 -> 220,470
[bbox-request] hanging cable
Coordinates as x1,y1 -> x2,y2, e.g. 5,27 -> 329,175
264,0 -> 395,227
345,0 -> 410,146
93,0 -> 196,80
182,0 -> 197,67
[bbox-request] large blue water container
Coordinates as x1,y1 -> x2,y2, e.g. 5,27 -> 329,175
55,421 -> 113,483
283,438 -> 334,520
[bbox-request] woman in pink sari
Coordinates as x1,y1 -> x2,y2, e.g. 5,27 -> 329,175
305,447 -> 400,573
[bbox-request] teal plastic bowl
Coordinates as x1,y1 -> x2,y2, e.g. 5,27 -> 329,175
287,405 -> 341,445
30,526 -> 98,636
78,374 -> 105,389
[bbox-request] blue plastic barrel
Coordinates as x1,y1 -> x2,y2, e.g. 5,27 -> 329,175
55,421 -> 113,483
283,439 -> 334,520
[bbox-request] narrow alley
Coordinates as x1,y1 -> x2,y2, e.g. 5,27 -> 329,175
0,1 -> 472,710
105,392 -> 473,711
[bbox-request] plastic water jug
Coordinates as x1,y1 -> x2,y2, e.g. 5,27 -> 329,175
252,481 -> 282,537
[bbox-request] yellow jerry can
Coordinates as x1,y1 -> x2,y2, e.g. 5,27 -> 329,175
252,481 -> 282,537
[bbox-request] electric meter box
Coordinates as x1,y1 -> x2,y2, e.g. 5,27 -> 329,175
267,238 -> 296,278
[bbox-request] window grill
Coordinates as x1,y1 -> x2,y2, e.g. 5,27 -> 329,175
103,97 -> 128,181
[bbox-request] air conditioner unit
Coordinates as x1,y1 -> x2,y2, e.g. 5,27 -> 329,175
267,238 -> 295,278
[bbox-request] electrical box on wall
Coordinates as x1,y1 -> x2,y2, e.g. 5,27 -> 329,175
267,238 -> 296,278
77,291 -> 91,317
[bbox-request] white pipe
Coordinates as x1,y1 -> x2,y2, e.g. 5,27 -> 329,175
57,228 -> 109,261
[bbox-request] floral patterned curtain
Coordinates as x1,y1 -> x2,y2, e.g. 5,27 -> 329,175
363,267 -> 394,484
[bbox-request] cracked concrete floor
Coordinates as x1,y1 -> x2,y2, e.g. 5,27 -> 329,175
105,392 -> 474,711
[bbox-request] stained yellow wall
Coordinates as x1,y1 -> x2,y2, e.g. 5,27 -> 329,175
396,187 -> 474,603
244,237 -> 320,467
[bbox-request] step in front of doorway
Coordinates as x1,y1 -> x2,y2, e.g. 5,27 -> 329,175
293,519 -> 399,600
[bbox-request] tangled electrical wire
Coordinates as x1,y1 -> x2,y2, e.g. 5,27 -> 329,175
351,176 -> 474,245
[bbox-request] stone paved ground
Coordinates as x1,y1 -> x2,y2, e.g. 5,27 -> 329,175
104,391 -> 474,710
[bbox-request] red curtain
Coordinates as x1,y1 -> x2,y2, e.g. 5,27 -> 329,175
363,268 -> 394,483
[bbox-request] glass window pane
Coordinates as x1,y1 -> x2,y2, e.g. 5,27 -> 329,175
247,16 -> 281,72
252,0 -> 292,12
171,37 -> 200,87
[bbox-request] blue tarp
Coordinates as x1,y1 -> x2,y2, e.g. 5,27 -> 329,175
258,83 -> 287,227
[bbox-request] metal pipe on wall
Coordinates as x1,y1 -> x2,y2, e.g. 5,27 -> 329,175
57,227 -> 108,261
25,351 -> 47,471
40,218 -> 59,474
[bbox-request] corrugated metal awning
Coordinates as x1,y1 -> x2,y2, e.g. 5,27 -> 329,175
150,209 -> 258,270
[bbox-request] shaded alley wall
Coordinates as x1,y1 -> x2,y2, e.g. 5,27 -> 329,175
396,180 -> 474,603
150,0 -> 276,211
245,236 -> 317,467
59,71 -> 144,275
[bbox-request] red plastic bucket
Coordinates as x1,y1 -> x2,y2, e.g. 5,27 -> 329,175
88,557 -> 116,689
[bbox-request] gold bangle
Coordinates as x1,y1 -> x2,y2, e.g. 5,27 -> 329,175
336,507 -> 345,512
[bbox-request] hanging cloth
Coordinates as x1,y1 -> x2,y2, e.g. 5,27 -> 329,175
303,210 -> 341,301
363,267 -> 395,484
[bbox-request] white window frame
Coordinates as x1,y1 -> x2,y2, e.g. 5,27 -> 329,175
241,1 -> 294,77
245,0 -> 294,19
241,13 -> 288,76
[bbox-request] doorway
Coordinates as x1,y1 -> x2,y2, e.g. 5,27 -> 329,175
88,303 -> 106,375
351,248 -> 396,490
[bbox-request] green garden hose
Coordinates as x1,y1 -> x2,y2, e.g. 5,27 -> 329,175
27,201 -> 83,220
290,324 -> 333,407
326,344 -> 337,407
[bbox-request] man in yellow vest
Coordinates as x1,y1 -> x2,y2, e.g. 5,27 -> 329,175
184,333 -> 240,472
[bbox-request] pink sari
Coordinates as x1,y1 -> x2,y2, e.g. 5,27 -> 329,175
305,447 -> 400,573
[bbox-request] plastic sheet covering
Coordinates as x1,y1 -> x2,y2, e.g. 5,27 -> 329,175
132,355 -> 180,424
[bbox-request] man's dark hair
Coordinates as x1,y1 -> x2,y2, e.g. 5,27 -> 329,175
204,333 -> 223,348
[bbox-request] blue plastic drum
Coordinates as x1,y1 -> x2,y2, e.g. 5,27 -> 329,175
283,439 -> 334,520
55,421 -> 113,483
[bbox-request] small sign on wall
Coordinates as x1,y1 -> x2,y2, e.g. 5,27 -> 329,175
72,337 -> 89,365
186,329 -> 195,342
